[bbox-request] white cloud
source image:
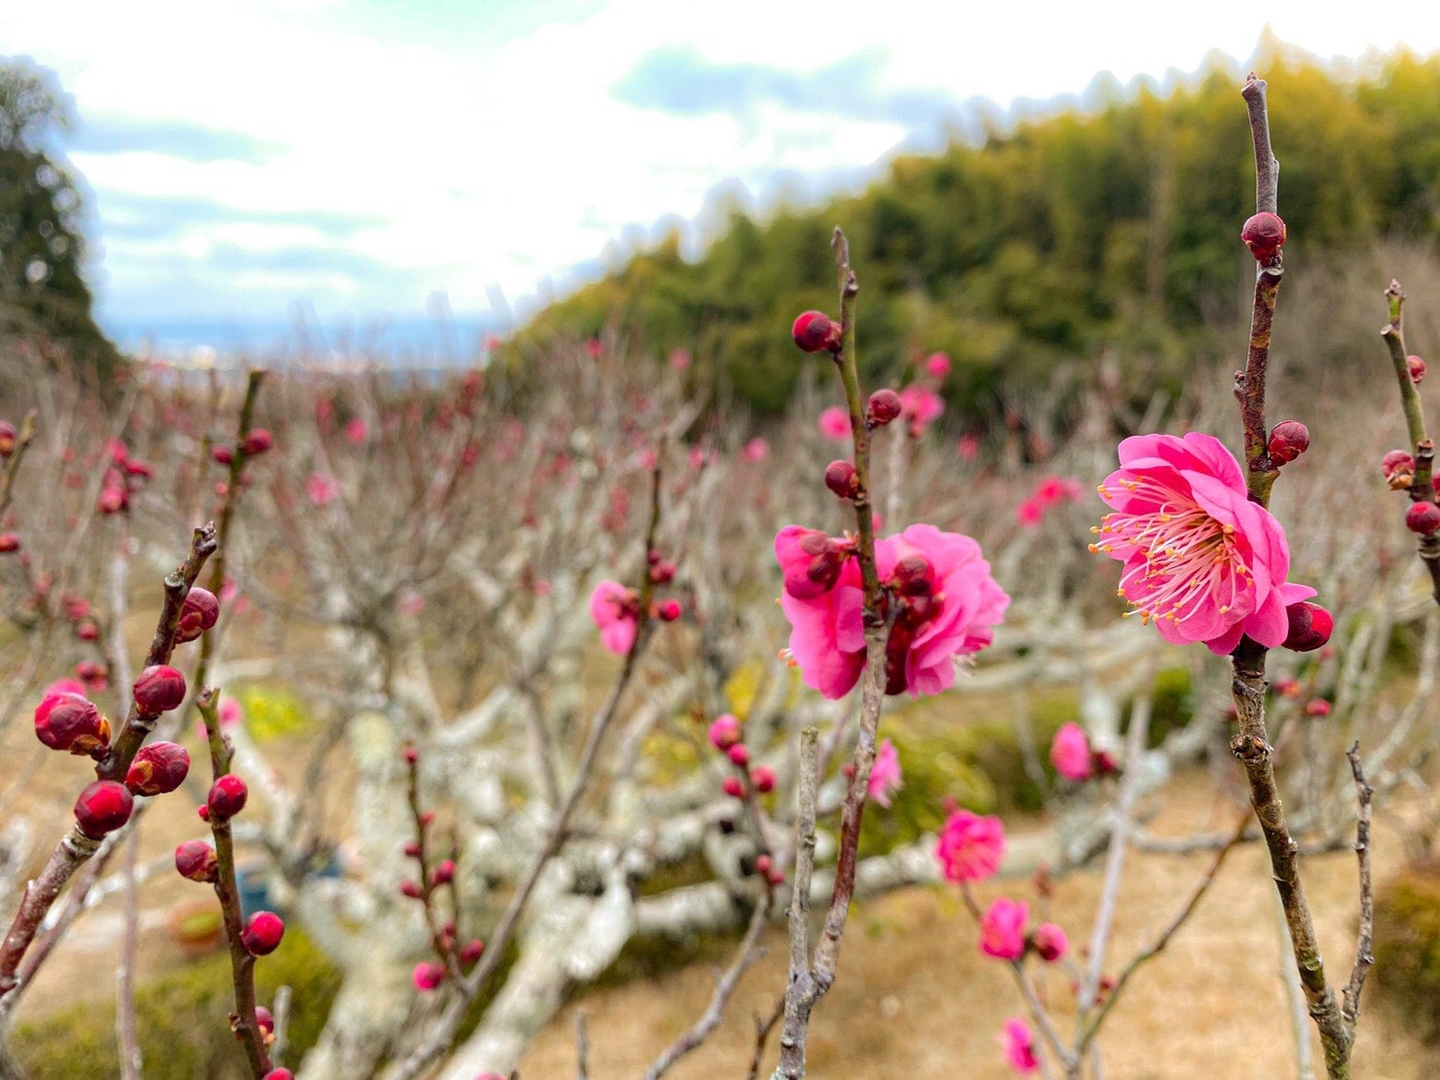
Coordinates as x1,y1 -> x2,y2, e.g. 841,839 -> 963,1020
8,0 -> 1440,337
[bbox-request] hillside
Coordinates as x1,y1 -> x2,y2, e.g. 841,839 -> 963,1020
519,45 -> 1440,419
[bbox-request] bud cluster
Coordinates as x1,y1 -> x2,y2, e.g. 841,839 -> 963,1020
397,745 -> 486,994
707,713 -> 783,884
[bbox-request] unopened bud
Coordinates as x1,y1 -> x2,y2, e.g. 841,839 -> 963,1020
176,587 -> 220,643
751,765 -> 777,793
867,389 -> 902,426
459,938 -> 485,964
207,774 -> 249,819
74,780 -> 134,838
133,665 -> 187,714
241,911 -> 285,955
791,311 -> 842,353
727,743 -> 750,767
1305,698 -> 1333,718
1267,420 -> 1309,465
654,599 -> 682,622
175,839 -> 219,882
1282,601 -> 1334,653
1406,500 -> 1440,535
431,859 -> 456,886
722,776 -> 745,799
242,429 -> 274,455
824,460 -> 860,500
1410,355 -> 1427,384
1241,211 -> 1286,262
126,741 -> 191,796
35,692 -> 110,754
412,961 -> 445,991
1383,449 -> 1416,488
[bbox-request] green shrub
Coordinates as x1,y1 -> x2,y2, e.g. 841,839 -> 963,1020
1372,857 -> 1440,1043
11,929 -> 342,1079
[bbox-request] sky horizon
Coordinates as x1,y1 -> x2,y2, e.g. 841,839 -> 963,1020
9,1 -> 1440,358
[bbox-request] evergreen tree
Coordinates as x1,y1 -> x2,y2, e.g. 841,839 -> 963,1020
0,55 -> 117,374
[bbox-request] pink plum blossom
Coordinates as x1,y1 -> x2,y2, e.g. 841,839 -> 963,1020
306,473 -> 342,507
935,809 -> 1005,882
818,406 -> 851,441
669,347 -> 692,370
1093,432 -> 1317,655
1050,722 -> 1093,781
589,580 -> 638,655
924,351 -> 952,379
344,417 -> 367,444
742,437 -> 769,462
868,737 -> 903,807
979,897 -> 1029,960
899,385 -> 944,436
776,524 -> 1008,699
957,433 -> 981,461
1015,498 -> 1044,529
1002,1018 -> 1040,1074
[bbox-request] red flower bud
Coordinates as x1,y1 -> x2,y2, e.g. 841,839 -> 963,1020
241,911 -> 285,955
431,859 -> 456,886
133,665 -> 187,714
824,460 -> 860,500
75,620 -> 100,641
751,765 -> 777,793
1241,211 -> 1286,262
791,311 -> 842,353
867,389 -> 903,426
412,961 -> 445,991
35,692 -> 110,754
126,741 -> 191,795
262,1070 -> 293,1080
649,560 -> 676,585
176,587 -> 220,643
212,446 -> 234,466
403,745 -> 418,765
1282,601 -> 1334,653
404,841 -> 422,858
207,774 -> 249,819
0,420 -> 14,456
0,533 -> 19,553
1267,420 -> 1309,465
175,839 -> 219,882
1376,449 -> 1411,480
74,780 -> 134,838
755,854 -> 773,876
1305,698 -> 1332,718
242,429 -> 274,455
254,1005 -> 275,1039
767,867 -> 786,886
722,776 -> 745,799
727,743 -> 750,767
655,599 -> 683,622
1410,355 -> 1427,384
75,660 -> 107,687
459,938 -> 485,965
1406,501 -> 1440,535
400,880 -> 423,899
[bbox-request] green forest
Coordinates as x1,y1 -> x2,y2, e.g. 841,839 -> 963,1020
520,47 -> 1440,420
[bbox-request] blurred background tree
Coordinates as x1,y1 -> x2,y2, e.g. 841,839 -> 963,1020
0,55 -> 118,378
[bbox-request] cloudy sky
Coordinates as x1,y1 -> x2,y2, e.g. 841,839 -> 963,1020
7,0 -> 1440,354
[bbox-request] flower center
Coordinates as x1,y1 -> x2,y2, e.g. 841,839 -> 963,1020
1090,475 -> 1249,627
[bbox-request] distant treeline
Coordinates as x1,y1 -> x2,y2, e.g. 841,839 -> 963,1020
517,47 -> 1440,421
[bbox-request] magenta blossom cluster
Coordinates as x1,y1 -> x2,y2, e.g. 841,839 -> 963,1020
1016,475 -> 1085,529
775,524 -> 1008,699
1092,432 -> 1322,655
935,808 -> 1005,883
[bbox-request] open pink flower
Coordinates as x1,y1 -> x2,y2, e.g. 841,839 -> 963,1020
868,738 -> 903,807
1093,432 -> 1316,655
306,472 -> 342,507
899,385 -> 944,435
980,897 -> 1029,960
1002,1018 -> 1040,1074
589,580 -> 638,655
1050,722 -> 1092,781
818,406 -> 851,441
776,524 -> 1008,699
935,809 -> 1005,882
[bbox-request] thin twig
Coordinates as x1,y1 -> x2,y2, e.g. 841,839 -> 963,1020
748,998 -> 786,1080
574,1009 -> 590,1080
1340,744 -> 1374,1035
644,889 -> 771,1080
